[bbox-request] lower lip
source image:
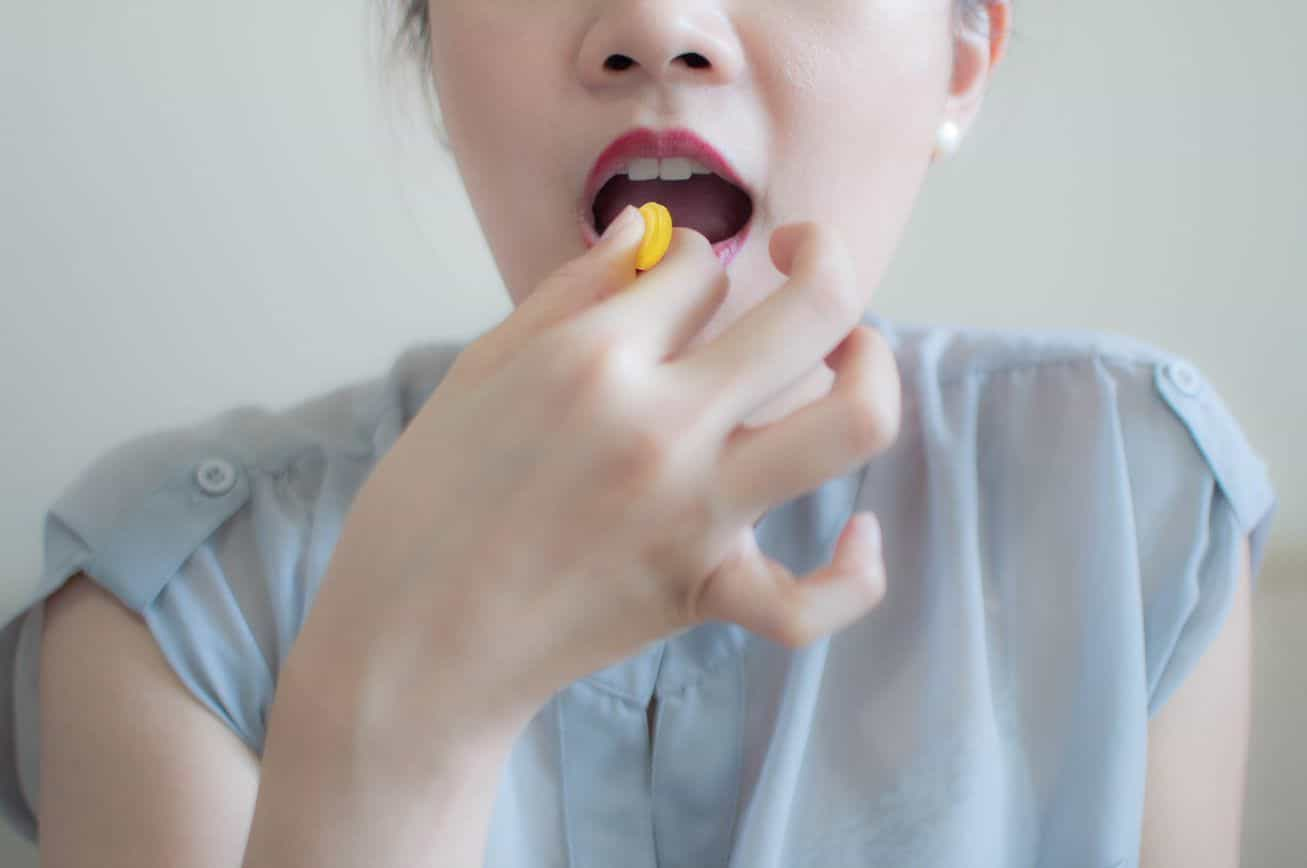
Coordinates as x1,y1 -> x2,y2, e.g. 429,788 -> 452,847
580,214 -> 752,270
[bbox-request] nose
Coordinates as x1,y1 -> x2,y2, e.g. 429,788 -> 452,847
576,2 -> 744,92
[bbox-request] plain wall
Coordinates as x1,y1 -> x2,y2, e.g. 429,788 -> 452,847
2,0 -> 1302,864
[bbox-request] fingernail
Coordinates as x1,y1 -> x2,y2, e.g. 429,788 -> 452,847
601,205 -> 641,242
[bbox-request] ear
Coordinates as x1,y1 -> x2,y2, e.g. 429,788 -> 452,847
943,0 -> 1013,142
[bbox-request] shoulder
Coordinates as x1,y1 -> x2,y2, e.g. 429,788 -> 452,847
870,310 -> 1184,389
865,313 -> 1277,717
0,338 -> 467,841
32,337 -> 468,615
868,312 -> 1275,537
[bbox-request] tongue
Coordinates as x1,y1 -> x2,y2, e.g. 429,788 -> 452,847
593,175 -> 752,244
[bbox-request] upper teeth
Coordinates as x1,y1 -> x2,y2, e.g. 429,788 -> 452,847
625,157 -> 715,182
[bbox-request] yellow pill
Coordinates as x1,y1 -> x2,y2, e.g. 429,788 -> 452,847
635,202 -> 673,272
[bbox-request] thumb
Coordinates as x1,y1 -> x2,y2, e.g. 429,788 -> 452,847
692,512 -> 887,648
501,205 -> 647,345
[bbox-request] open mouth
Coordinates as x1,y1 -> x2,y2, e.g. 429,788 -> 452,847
592,158 -> 753,244
582,129 -> 756,267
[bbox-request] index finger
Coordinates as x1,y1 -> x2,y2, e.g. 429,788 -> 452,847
668,222 -> 864,436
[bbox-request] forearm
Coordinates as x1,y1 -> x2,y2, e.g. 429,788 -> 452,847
241,660 -> 516,868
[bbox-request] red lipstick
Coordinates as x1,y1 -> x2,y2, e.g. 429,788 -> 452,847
578,127 -> 754,269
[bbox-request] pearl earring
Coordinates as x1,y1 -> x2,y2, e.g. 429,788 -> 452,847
934,120 -> 962,160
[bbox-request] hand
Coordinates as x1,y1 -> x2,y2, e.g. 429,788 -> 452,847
284,207 -> 902,762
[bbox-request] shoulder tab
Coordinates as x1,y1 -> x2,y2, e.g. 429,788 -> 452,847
1152,357 -> 1276,531
50,428 -> 254,612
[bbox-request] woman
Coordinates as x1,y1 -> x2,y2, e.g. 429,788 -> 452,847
2,1 -> 1276,866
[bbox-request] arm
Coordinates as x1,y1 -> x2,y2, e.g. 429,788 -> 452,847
38,575 -> 260,867
38,574 -> 513,868
1139,534 -> 1254,868
239,651 -> 513,868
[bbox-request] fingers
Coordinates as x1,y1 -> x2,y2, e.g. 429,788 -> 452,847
577,227 -> 730,363
690,513 -> 887,647
491,205 -> 647,351
670,222 -> 864,434
714,325 -> 901,523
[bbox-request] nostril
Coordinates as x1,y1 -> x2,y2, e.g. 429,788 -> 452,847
604,53 -> 711,72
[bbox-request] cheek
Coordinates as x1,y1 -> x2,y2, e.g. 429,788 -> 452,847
428,10 -> 572,301
429,13 -> 544,159
762,2 -> 953,290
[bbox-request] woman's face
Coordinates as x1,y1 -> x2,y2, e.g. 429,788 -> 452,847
426,0 -> 1007,420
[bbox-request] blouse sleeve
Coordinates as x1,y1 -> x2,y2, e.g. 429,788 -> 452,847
1110,355 -> 1278,718
0,420 -> 325,843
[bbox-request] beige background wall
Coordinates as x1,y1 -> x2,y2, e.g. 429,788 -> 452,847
2,0 -> 1302,864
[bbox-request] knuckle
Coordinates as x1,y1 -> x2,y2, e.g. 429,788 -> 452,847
865,567 -> 888,607
599,411 -> 678,498
803,262 -> 859,327
861,323 -> 892,360
843,388 -> 894,455
866,325 -> 901,382
679,568 -> 714,628
875,360 -> 904,446
561,330 -> 634,398
774,605 -> 817,650
840,338 -> 903,455
804,278 -> 854,329
551,333 -> 690,490
856,552 -> 888,606
616,422 -> 673,478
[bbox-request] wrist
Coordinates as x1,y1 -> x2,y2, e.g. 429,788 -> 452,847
275,640 -> 527,782
250,676 -> 513,868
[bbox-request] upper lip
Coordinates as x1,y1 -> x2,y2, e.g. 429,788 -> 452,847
581,126 -> 753,222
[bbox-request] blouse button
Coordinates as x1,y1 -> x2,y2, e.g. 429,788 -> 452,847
195,458 -> 238,496
1164,360 -> 1203,397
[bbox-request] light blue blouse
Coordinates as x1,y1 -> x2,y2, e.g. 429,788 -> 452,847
1,311 -> 1279,867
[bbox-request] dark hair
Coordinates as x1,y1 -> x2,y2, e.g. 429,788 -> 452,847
378,1 -> 998,144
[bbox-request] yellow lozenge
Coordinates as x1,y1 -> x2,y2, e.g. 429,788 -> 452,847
635,202 -> 673,272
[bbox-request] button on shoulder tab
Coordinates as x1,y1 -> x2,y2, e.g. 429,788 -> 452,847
194,457 -> 239,496
1152,357 -> 1273,530
1162,359 -> 1204,397
50,431 -> 254,612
